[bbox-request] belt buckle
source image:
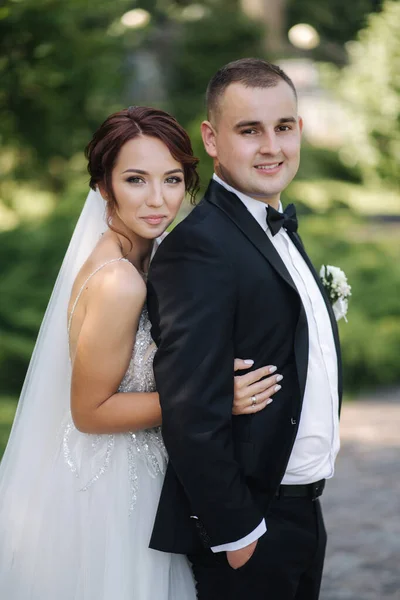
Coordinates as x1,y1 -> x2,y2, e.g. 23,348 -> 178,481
310,479 -> 325,501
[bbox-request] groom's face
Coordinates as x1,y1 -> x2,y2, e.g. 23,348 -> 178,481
202,81 -> 302,207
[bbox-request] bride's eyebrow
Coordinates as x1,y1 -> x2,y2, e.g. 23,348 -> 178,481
121,168 -> 184,175
164,169 -> 184,175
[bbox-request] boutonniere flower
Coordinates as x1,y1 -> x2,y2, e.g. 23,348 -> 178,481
320,265 -> 352,322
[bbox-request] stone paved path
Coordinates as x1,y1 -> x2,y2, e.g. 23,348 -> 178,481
320,389 -> 400,600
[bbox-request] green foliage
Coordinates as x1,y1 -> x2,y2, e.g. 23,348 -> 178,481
0,0 -> 135,194
333,1 -> 400,188
287,0 -> 383,48
165,1 -> 263,126
0,195 -> 80,394
0,396 -> 18,459
296,145 -> 361,184
1,201 -> 399,401
0,0 -> 399,449
285,179 -> 400,216
301,213 -> 400,391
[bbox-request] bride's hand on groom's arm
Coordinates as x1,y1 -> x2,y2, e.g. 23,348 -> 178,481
227,539 -> 258,569
233,359 -> 283,415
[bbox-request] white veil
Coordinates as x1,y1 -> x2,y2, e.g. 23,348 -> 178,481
0,188 -> 196,600
0,189 -> 108,590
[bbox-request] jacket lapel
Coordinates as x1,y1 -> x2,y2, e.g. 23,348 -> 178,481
288,231 -> 343,407
206,180 -> 310,402
288,232 -> 337,335
206,180 -> 300,298
205,180 -> 342,408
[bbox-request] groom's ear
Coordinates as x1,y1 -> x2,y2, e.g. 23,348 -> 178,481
298,116 -> 304,136
201,120 -> 218,159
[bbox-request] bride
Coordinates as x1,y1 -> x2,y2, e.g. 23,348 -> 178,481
0,106 -> 281,599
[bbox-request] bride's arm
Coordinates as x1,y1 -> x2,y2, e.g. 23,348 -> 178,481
70,265 -> 161,434
70,263 -> 280,434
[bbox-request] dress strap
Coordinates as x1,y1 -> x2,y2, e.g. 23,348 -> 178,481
68,257 -> 130,335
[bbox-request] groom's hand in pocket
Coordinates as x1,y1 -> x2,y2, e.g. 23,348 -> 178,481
227,539 -> 258,570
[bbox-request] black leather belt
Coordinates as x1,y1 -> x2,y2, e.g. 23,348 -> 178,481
275,479 -> 325,501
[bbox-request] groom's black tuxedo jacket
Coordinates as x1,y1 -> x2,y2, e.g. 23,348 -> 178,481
147,179 -> 342,554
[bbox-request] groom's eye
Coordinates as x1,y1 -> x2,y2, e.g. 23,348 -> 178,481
241,128 -> 258,135
276,125 -> 292,132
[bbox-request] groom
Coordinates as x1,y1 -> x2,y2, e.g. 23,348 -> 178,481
147,58 -> 342,600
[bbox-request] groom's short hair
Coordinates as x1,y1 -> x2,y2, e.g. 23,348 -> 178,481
206,58 -> 297,123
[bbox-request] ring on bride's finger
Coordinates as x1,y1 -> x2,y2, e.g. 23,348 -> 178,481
251,395 -> 257,407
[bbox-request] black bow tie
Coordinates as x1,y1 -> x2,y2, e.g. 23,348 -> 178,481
266,203 -> 298,236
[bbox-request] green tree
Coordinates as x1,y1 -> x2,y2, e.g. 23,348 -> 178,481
335,0 -> 400,188
0,208 -> 75,394
287,0 -> 383,49
0,0 -> 264,397
0,0 -> 136,196
132,0 -> 263,127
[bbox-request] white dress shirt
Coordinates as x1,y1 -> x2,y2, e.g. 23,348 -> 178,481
211,174 -> 340,553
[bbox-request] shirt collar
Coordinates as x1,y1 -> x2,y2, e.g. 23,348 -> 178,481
212,173 -> 282,233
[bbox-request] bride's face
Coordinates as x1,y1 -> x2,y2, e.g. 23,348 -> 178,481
109,135 -> 186,239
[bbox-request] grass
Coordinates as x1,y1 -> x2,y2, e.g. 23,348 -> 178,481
0,396 -> 18,459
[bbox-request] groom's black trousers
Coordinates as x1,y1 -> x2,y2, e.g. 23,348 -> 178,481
188,495 -> 327,600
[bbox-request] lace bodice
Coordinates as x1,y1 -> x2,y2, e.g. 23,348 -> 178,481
64,258 -> 167,511
118,305 -> 156,394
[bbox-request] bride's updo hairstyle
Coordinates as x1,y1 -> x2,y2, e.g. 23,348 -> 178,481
85,107 -> 200,234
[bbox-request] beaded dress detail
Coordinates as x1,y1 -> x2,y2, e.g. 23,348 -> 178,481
63,258 -> 167,511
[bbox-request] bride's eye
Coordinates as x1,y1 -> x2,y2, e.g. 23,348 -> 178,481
127,176 -> 145,184
165,176 -> 183,184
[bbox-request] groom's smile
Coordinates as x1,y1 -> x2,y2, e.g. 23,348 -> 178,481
201,80 -> 303,209
254,161 -> 284,175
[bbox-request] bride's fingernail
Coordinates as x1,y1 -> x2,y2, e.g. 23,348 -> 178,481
269,366 -> 277,373
274,385 -> 282,392
244,359 -> 254,365
276,375 -> 283,382
267,399 -> 273,405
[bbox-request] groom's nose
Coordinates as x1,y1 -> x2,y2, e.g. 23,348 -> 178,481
259,131 -> 281,155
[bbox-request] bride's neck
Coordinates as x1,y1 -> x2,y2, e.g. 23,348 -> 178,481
107,220 -> 154,274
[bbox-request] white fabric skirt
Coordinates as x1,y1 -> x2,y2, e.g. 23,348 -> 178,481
0,427 -> 196,600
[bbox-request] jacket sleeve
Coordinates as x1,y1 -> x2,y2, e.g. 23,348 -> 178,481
148,226 -> 263,547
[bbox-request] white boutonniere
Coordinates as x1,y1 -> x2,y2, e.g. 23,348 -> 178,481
320,265 -> 352,322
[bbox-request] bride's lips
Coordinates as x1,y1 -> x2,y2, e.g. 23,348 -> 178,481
140,215 -> 166,226
254,162 -> 284,175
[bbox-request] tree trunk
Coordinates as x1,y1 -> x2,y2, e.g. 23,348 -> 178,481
240,0 -> 288,55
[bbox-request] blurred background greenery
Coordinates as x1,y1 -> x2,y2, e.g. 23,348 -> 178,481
1,0 -> 399,456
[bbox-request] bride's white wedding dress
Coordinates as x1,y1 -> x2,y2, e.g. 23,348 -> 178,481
0,200 -> 196,598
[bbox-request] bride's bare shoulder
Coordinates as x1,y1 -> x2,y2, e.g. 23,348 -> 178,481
70,250 -> 146,324
88,258 -> 146,309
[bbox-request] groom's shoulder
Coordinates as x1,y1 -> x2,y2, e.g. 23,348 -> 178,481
179,196 -> 214,228
160,201 -> 214,249
157,179 -> 237,255
154,202 -> 226,265
170,185 -> 232,238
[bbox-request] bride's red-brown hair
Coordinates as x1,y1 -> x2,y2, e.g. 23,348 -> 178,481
85,106 -> 200,236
